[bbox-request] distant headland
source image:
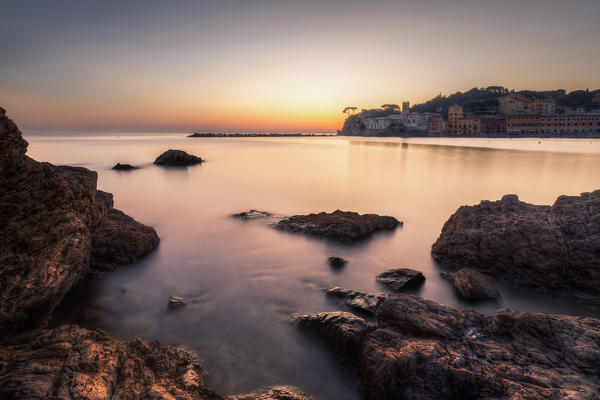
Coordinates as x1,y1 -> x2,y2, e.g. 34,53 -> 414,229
338,86 -> 600,137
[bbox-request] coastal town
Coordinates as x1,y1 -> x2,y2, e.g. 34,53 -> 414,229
340,90 -> 600,136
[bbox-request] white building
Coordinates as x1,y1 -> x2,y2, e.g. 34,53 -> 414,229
361,101 -> 435,132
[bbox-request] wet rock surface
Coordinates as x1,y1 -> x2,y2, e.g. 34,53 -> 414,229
168,296 -> 187,309
232,210 -> 274,220
375,268 -> 425,291
440,268 -> 500,300
275,210 -> 400,243
294,311 -> 375,363
228,386 -> 313,400
327,256 -> 348,268
324,287 -> 387,316
0,325 -> 222,400
154,149 -> 204,166
431,192 -> 600,305
90,194 -> 160,272
112,163 -> 137,170
296,292 -> 600,400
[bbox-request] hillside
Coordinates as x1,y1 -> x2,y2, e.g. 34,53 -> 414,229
411,86 -> 600,118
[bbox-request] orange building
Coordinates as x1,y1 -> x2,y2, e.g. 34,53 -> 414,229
447,104 -> 463,133
480,116 -> 506,134
505,112 -> 541,134
540,114 -> 600,133
427,114 -> 444,132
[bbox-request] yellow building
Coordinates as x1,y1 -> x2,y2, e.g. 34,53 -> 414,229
447,104 -> 463,133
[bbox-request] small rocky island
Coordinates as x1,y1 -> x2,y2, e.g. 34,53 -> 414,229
154,149 -> 204,166
112,162 -> 137,170
431,192 -> 600,305
275,210 -> 400,243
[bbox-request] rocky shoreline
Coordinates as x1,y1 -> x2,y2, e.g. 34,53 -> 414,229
0,108 -> 310,400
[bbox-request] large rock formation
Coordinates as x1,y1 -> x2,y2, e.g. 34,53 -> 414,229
296,292 -> 600,400
0,109 -> 158,337
431,192 -> 600,305
275,210 -> 400,243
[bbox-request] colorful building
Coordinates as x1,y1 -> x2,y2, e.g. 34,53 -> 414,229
427,114 -> 444,132
505,111 -> 541,134
480,115 -> 506,134
540,114 -> 600,134
447,104 -> 464,133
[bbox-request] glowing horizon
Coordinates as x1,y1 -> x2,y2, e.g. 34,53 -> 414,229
2,0 -> 600,133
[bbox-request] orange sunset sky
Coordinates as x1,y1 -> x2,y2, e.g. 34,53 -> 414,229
2,0 -> 600,133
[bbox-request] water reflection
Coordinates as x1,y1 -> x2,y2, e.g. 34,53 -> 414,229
34,134 -> 600,399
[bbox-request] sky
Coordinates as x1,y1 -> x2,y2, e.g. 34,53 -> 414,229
1,0 -> 600,133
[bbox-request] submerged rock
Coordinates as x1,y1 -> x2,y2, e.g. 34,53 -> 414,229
0,325 -> 221,400
168,296 -> 187,309
228,386 -> 313,400
440,268 -> 500,300
324,287 -> 387,316
327,256 -> 348,268
112,162 -> 137,170
232,209 -> 274,220
154,149 -> 204,166
431,192 -> 600,305
275,210 -> 400,243
0,109 -> 159,336
296,292 -> 600,400
376,268 -> 425,291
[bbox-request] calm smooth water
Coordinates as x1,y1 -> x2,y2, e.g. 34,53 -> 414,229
26,133 -> 600,399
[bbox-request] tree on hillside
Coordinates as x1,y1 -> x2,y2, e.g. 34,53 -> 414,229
381,104 -> 400,112
342,106 -> 358,116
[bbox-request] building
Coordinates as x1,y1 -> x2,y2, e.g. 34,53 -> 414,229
447,104 -> 464,133
427,114 -> 444,132
404,112 -> 435,131
480,115 -> 506,134
498,94 -> 531,114
402,101 -> 410,119
505,111 -> 541,134
527,99 -> 556,115
540,113 -> 600,134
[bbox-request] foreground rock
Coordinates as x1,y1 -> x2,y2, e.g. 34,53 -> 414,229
376,268 -> 425,291
294,312 -> 374,363
112,162 -> 137,170
154,149 -> 204,166
228,386 -> 312,400
431,192 -> 600,305
275,210 -> 400,243
296,293 -> 600,400
441,268 -> 500,300
90,191 -> 159,272
0,325 -> 221,400
324,287 -> 387,316
327,256 -> 348,268
0,109 -> 159,336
